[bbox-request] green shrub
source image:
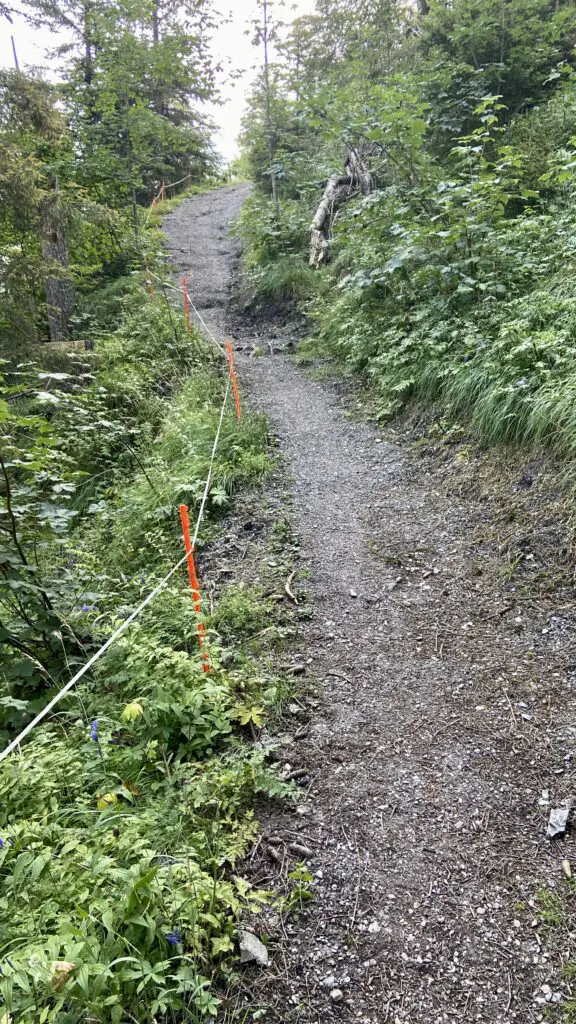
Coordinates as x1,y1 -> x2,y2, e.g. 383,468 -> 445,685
211,584 -> 276,641
0,264 -> 289,1023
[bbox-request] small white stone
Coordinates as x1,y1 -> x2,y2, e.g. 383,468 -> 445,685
239,930 -> 269,967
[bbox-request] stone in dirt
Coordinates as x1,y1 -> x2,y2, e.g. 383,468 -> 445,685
238,930 -> 269,966
547,806 -> 571,838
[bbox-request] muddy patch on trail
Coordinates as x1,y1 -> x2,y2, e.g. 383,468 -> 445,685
164,187 -> 576,1024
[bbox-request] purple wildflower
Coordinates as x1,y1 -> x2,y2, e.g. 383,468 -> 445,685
0,838 -> 3,849
90,720 -> 98,742
81,603 -> 91,612
166,929 -> 181,946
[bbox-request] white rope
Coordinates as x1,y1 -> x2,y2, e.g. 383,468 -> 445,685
193,376 -> 230,548
141,186 -> 228,361
142,174 -> 192,226
163,173 -> 192,192
0,376 -> 233,765
187,299 -> 228,359
147,269 -> 227,359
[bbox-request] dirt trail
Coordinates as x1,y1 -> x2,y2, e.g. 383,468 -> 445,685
165,187 -> 576,1024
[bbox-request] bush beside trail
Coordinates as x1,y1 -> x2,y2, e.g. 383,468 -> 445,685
0,268 -> 293,1023
236,0 -> 576,459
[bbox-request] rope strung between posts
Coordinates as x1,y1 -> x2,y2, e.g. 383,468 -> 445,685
142,173 -> 193,227
147,268 -> 227,359
0,375 -> 232,765
162,172 -> 193,193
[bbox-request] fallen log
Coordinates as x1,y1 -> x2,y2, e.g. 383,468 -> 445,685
309,173 -> 353,267
308,149 -> 372,266
346,147 -> 372,195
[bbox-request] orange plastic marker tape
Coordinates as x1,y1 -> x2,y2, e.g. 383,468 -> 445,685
182,275 -> 191,334
178,504 -> 210,673
225,340 -> 242,421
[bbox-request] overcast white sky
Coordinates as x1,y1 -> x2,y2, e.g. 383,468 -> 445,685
0,0 -> 316,160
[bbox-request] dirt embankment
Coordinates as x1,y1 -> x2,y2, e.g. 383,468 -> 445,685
165,186 -> 576,1024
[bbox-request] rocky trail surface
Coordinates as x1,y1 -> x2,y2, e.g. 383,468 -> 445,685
165,186 -> 576,1024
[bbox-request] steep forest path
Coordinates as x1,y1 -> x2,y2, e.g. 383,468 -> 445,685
165,186 -> 576,1024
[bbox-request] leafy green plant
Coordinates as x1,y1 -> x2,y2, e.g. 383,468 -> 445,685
211,585 -> 276,641
0,258 -> 293,1022
284,863 -> 315,917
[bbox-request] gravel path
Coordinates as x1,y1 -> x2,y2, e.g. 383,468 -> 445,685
164,186 -> 576,1024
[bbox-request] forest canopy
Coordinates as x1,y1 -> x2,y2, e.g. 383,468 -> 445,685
238,0 -> 576,452
0,0 -> 217,348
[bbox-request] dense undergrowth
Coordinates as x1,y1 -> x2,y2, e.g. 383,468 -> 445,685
236,0 -> 576,461
0,195 -> 295,1022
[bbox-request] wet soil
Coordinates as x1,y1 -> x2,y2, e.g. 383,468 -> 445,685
164,185 -> 576,1024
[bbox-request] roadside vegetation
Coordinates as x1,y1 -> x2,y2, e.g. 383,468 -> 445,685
0,306 -> 291,1021
236,0 -> 576,457
0,1 -> 297,1019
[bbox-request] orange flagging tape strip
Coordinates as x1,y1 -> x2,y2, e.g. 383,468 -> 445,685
179,504 -> 211,673
225,341 -> 242,421
182,275 -> 191,334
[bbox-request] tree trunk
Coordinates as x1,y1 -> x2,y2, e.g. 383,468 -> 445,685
151,0 -> 166,114
309,174 -> 353,266
82,1 -> 94,86
308,149 -> 372,266
39,180 -> 74,342
262,0 -> 280,222
346,147 -> 372,194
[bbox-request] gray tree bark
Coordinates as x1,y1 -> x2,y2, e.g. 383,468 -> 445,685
262,0 -> 280,223
309,149 -> 372,266
40,180 -> 74,342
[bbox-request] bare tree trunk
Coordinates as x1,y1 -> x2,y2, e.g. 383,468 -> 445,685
346,147 -> 372,194
151,0 -> 166,116
309,149 -> 372,266
82,1 -> 94,86
39,180 -> 74,342
262,0 -> 280,223
309,174 -> 352,266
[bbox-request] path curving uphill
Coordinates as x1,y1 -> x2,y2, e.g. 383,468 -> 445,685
165,185 -> 576,1024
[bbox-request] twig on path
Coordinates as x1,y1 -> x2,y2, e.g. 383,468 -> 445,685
502,689 -> 519,730
250,835 -> 263,862
326,669 -> 353,683
505,971 -> 513,1013
284,570 -> 299,604
349,832 -> 362,931
380,804 -> 398,838
457,992 -> 471,1019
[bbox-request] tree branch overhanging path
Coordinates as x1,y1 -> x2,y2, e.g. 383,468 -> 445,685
164,184 -> 576,1023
